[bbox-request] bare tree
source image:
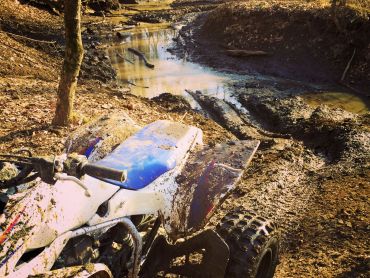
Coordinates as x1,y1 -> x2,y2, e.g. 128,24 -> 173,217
53,0 -> 84,126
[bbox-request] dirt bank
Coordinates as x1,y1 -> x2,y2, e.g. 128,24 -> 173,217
174,0 -> 370,93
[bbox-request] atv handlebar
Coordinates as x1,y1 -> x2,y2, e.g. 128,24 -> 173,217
81,163 -> 127,183
0,153 -> 127,188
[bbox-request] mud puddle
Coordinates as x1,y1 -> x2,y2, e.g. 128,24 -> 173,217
106,19 -> 249,109
301,91 -> 369,114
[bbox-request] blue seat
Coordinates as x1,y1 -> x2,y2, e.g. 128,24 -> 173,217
93,120 -> 201,190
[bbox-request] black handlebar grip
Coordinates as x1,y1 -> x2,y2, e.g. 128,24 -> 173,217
82,163 -> 127,182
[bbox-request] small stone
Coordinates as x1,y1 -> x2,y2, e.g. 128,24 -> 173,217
101,104 -> 112,109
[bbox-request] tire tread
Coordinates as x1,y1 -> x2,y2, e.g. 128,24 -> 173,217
216,207 -> 279,278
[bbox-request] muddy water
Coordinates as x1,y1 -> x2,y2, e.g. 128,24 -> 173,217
107,24 -> 238,107
107,21 -> 368,114
302,91 -> 369,114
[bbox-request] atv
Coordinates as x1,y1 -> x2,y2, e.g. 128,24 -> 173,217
0,116 -> 279,277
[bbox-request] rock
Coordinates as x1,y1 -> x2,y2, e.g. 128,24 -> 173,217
116,32 -> 129,39
101,104 -> 112,109
0,163 -> 19,182
124,103 -> 134,110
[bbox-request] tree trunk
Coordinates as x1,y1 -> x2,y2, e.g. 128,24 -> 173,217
53,0 -> 84,126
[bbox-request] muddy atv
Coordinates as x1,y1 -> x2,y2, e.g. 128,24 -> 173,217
0,115 -> 279,277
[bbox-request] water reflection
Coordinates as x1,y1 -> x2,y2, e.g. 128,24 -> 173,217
107,26 -> 233,102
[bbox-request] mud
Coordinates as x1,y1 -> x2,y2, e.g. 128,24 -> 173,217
189,77 -> 368,278
64,112 -> 141,162
238,87 -> 369,163
199,84 -> 369,277
188,90 -> 263,140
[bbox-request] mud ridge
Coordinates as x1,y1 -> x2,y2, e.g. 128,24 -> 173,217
187,90 -> 262,140
238,87 -> 370,164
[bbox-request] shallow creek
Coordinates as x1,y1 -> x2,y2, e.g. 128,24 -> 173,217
106,13 -> 368,115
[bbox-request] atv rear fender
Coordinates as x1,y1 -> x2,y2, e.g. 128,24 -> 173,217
166,140 -> 260,238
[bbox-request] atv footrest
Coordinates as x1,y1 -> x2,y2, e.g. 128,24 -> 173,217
140,229 -> 229,278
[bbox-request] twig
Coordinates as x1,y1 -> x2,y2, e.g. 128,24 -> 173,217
128,47 -> 155,69
124,7 -> 141,12
113,26 -> 133,32
105,14 -> 128,18
180,112 -> 188,122
341,48 -> 356,82
225,49 -> 270,57
1,30 -> 56,44
88,20 -> 106,26
116,52 -> 134,64
125,80 -> 149,89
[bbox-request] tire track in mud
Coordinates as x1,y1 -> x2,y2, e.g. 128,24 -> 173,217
189,88 -> 330,250
211,139 -> 326,250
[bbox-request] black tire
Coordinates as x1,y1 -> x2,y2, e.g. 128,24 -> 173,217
216,207 -> 280,278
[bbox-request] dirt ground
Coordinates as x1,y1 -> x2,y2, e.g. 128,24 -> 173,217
0,0 -> 369,277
